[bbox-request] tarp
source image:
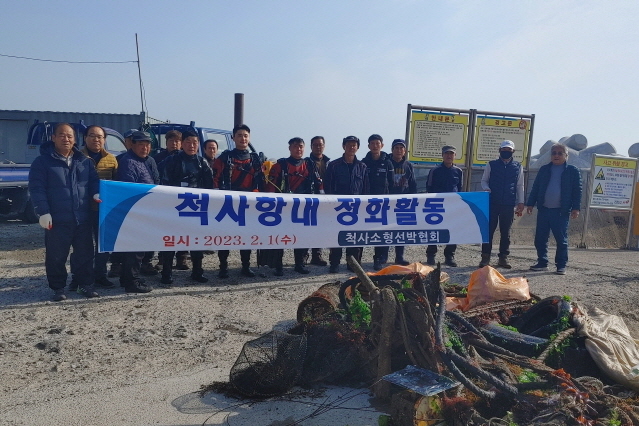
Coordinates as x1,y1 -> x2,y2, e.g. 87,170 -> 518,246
99,181 -> 489,252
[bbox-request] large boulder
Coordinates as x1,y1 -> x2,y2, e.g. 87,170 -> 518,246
628,143 -> 639,158
563,134 -> 588,151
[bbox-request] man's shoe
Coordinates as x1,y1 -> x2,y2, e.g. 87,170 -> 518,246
529,263 -> 549,271
373,259 -> 383,271
309,256 -> 328,267
95,276 -> 116,288
218,268 -> 229,279
125,280 -> 153,293
69,278 -> 78,292
444,256 -> 458,267
77,287 -> 99,298
52,289 -> 66,302
329,264 -> 339,273
273,267 -> 284,277
191,273 -> 209,283
497,256 -> 512,269
394,258 -> 410,266
555,267 -> 566,275
108,263 -> 121,278
478,253 -> 490,268
426,256 -> 436,266
241,267 -> 256,278
294,264 -> 310,274
140,263 -> 158,276
174,262 -> 190,270
159,276 -> 173,287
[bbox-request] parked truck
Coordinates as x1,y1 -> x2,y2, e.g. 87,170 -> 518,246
0,121 -> 125,222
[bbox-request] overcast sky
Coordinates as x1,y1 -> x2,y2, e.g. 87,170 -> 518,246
1,0 -> 638,160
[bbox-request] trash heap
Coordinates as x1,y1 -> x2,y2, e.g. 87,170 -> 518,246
223,256 -> 639,425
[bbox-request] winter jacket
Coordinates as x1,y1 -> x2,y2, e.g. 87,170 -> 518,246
212,149 -> 264,192
117,150 -> 159,184
426,163 -> 463,193
527,162 -> 582,216
324,156 -> 369,195
483,159 -> 522,206
81,146 -> 117,181
362,151 -> 394,195
28,141 -> 99,224
160,151 -> 213,189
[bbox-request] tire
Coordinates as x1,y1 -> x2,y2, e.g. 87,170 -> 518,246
21,198 -> 38,223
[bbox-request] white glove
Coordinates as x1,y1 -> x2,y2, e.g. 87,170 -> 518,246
93,193 -> 102,203
39,213 -> 52,230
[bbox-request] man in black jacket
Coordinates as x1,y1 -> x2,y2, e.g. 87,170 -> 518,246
362,134 -> 394,270
425,145 -> 463,267
159,130 -> 214,285
307,136 -> 330,266
324,136 -> 369,273
389,139 -> 417,265
28,123 -> 100,301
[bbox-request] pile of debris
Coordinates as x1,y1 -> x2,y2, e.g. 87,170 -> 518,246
215,256 -> 639,425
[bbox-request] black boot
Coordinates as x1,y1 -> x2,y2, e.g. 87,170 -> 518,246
294,250 -> 310,274
218,261 -> 229,279
190,255 -> 208,283
309,248 -> 327,266
394,246 -> 409,266
160,253 -> 174,287
240,251 -> 255,277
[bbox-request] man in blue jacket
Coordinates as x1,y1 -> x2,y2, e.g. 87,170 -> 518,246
324,136 -> 369,273
479,140 -> 525,269
526,143 -> 582,275
28,123 -> 100,301
426,145 -> 463,267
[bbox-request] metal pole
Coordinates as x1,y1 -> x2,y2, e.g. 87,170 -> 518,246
135,34 -> 144,116
234,93 -> 244,127
579,159 -> 595,248
464,109 -> 476,191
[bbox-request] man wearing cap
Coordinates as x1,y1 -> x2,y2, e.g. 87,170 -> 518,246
28,123 -> 101,301
324,136 -> 369,273
390,139 -> 417,265
362,134 -> 394,270
479,140 -> 525,269
116,131 -> 158,293
425,145 -> 463,267
307,136 -> 330,267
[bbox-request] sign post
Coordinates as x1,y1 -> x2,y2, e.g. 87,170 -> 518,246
581,154 -> 639,248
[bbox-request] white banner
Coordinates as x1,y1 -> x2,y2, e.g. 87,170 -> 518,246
99,181 -> 489,252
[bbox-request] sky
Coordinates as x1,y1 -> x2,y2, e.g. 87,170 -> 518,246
1,0 -> 638,161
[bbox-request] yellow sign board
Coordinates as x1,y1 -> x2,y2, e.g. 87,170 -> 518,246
407,111 -> 468,165
472,117 -> 530,167
589,155 -> 638,210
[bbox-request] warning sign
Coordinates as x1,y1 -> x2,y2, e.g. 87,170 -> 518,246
589,155 -> 638,210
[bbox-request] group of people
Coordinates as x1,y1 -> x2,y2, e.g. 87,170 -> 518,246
28,122 -> 582,302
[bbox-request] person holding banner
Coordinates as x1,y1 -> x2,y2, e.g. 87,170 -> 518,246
425,145 -> 463,267
263,137 -> 323,275
324,135 -> 369,273
28,123 -> 101,301
389,139 -> 416,265
362,134 -> 395,270
307,136 -> 330,267
159,130 -> 214,285
526,143 -> 582,275
116,131 -> 158,293
479,140 -> 525,269
212,124 -> 265,279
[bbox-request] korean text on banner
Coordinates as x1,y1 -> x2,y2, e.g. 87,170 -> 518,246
98,180 -> 489,252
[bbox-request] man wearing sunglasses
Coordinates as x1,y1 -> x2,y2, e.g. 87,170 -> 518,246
526,143 -> 582,275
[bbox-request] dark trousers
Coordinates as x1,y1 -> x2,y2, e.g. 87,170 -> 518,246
394,246 -> 406,260
218,249 -> 251,266
121,252 -> 144,286
70,210 -> 109,279
426,244 -> 457,257
374,246 -> 389,263
534,207 -> 569,268
45,221 -> 94,290
481,203 -> 515,257
329,247 -> 362,266
162,251 -> 203,277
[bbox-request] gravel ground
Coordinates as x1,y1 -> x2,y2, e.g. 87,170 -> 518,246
0,218 -> 638,425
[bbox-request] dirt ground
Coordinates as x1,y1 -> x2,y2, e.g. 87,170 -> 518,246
1,218 -> 638,425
